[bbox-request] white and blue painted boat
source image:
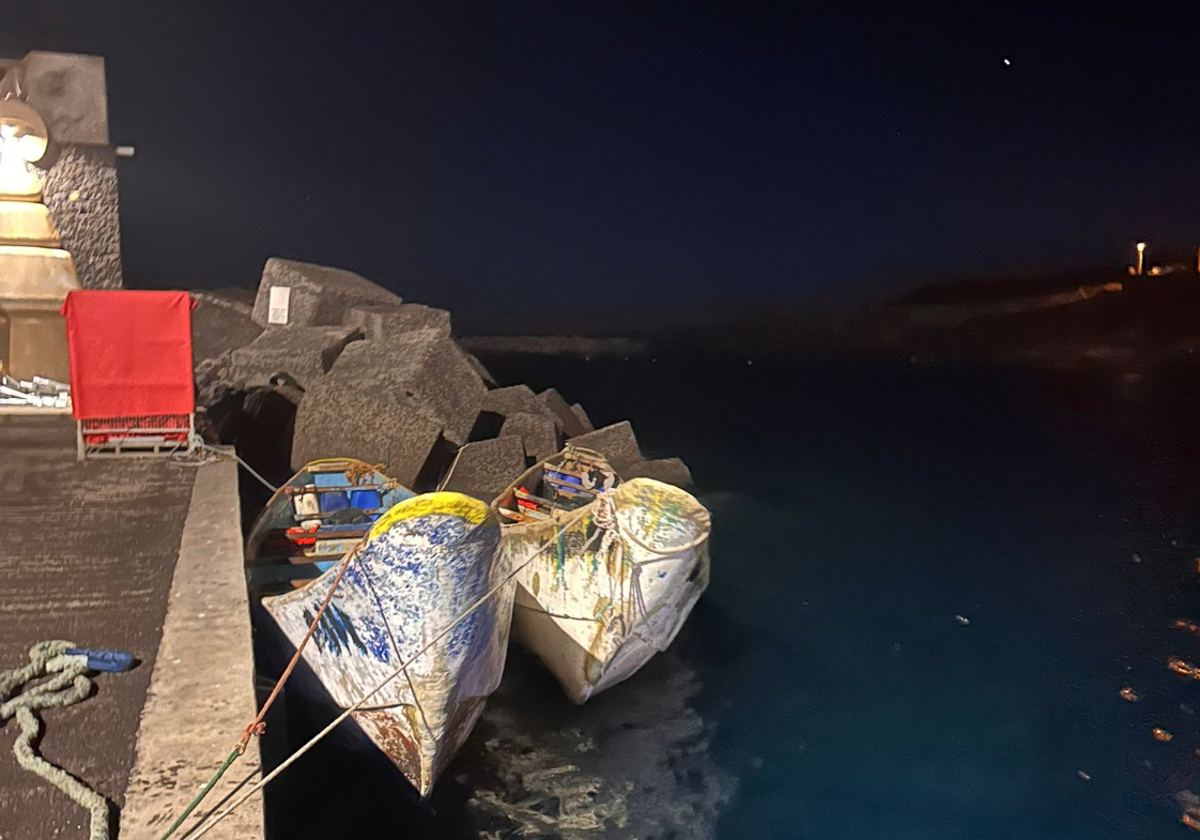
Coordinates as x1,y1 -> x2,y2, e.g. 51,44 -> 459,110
246,460 -> 513,796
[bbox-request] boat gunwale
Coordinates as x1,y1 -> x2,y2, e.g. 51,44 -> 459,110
488,449 -> 616,535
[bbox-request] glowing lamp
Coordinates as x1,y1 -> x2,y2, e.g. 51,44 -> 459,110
0,99 -> 48,198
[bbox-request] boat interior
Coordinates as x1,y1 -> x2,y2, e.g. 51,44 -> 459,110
247,459 -> 412,592
495,445 -> 619,525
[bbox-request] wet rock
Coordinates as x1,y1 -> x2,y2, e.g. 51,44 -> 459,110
623,457 -> 694,487
440,437 -> 526,501
570,402 -> 595,433
228,326 -> 362,390
539,388 -> 591,437
567,421 -> 643,471
344,303 -> 451,338
291,380 -> 444,489
326,329 -> 485,446
500,411 -> 561,462
251,257 -> 402,328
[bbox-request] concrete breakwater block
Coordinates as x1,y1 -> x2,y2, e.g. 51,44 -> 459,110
538,388 -> 592,437
292,380 -> 444,489
228,325 -> 362,390
623,457 -> 694,487
570,401 -> 594,433
441,436 -> 527,501
344,303 -> 451,339
566,420 -> 643,470
326,328 -> 485,446
456,345 -> 498,388
481,385 -> 551,419
194,351 -> 234,409
251,257 -> 402,328
190,290 -> 262,365
499,411 -> 561,462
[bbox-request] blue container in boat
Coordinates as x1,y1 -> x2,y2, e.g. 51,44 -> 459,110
349,489 -> 381,510
320,491 -> 350,512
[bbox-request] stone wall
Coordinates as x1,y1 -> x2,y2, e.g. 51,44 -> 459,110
1,51 -> 124,289
37,144 -> 123,289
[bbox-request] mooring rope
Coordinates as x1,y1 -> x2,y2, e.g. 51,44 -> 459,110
178,482 -> 709,837
0,641 -> 132,840
159,537 -> 364,840
436,444 -> 468,493
168,434 -> 279,493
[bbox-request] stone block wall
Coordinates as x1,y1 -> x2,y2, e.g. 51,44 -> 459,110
37,144 -> 122,289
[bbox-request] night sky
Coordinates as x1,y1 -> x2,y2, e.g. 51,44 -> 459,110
3,3 -> 1198,312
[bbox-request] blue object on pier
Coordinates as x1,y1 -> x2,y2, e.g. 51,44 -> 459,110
65,647 -> 135,672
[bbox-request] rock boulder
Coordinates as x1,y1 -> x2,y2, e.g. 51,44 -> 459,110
251,258 -> 402,328
481,385 -> 549,419
440,437 -> 527,501
321,328 -> 486,446
344,303 -> 451,339
499,411 -> 561,462
623,457 -> 694,487
228,326 -> 361,390
190,290 -> 262,365
569,402 -> 595,434
291,380 -> 444,489
566,421 -> 643,471
538,388 -> 591,437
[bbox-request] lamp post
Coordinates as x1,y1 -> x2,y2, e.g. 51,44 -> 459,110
1136,241 -> 1147,276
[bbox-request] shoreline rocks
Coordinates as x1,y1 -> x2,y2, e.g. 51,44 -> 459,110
192,256 -> 694,493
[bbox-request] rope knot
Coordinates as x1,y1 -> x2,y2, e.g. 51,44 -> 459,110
238,721 -> 267,752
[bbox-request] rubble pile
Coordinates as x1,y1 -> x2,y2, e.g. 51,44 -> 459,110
192,257 -> 695,494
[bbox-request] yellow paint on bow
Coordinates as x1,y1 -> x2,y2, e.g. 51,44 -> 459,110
370,492 -> 491,539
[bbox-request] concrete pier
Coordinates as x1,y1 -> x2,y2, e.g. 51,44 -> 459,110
121,455 -> 263,838
0,416 -> 262,838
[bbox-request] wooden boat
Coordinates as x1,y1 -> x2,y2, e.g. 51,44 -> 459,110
246,459 -> 513,796
492,445 -> 711,703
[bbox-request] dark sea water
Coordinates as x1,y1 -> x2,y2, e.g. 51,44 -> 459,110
261,348 -> 1200,839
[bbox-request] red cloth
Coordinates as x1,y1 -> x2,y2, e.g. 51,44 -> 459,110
62,290 -> 195,420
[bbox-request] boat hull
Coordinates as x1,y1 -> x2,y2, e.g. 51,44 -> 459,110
501,478 -> 711,703
262,492 -> 512,795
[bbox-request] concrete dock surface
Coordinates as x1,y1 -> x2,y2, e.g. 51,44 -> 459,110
0,416 -> 262,839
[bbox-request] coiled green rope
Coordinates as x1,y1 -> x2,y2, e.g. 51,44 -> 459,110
0,640 -> 110,840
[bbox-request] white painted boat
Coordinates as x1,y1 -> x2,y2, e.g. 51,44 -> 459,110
248,462 -> 513,796
492,446 -> 711,703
